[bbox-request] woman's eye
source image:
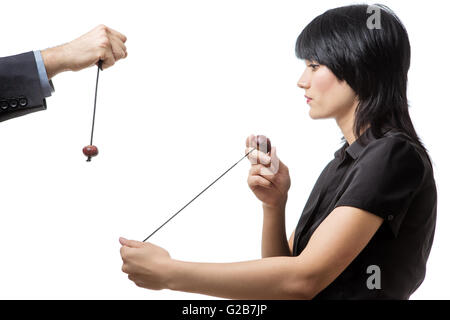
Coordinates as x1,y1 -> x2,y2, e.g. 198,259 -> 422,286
309,64 -> 319,71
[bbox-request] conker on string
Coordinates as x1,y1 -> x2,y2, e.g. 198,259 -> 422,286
83,145 -> 98,161
256,135 -> 271,154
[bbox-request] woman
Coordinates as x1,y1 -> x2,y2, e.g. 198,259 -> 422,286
119,4 -> 437,299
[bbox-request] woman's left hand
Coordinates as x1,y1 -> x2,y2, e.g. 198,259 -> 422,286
119,237 -> 172,290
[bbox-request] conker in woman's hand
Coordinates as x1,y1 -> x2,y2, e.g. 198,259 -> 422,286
256,135 -> 271,154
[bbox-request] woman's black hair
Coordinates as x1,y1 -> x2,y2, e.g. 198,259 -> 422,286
295,3 -> 431,164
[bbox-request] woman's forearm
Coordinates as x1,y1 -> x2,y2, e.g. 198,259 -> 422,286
261,204 -> 291,258
166,256 -> 311,299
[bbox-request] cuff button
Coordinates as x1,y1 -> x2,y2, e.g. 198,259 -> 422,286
0,100 -> 8,111
9,99 -> 18,108
19,97 -> 28,107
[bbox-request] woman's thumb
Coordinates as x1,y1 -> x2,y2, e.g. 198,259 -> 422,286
119,237 -> 144,248
270,146 -> 281,174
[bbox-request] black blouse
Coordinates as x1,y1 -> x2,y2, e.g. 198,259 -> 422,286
292,127 -> 437,299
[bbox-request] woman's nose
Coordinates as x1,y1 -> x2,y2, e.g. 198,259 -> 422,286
297,73 -> 310,89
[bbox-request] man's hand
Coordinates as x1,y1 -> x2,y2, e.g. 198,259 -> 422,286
41,24 -> 127,79
120,237 -> 173,290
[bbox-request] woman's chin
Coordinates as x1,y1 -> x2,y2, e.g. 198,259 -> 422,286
308,106 -> 333,120
309,108 -> 323,119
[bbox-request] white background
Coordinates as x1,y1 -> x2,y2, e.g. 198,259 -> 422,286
0,0 -> 448,299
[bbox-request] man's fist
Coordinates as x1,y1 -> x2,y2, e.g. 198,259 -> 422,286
41,24 -> 128,78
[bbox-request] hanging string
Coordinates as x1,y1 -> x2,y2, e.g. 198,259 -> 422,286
85,60 -> 103,162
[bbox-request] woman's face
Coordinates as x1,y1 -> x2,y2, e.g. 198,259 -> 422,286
297,60 -> 358,120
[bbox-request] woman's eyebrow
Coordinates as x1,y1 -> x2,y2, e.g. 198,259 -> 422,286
304,59 -> 319,65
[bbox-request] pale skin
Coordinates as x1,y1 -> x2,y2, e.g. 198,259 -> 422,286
120,60 -> 384,299
40,24 -> 127,79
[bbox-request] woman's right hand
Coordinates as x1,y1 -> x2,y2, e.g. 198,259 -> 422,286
245,135 -> 291,209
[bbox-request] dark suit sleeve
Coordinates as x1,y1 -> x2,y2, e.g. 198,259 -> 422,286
0,51 -> 47,122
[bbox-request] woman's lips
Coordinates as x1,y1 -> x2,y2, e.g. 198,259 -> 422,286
305,95 -> 312,104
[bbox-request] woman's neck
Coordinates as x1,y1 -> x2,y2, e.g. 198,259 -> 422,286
335,99 -> 370,145
336,101 -> 358,145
